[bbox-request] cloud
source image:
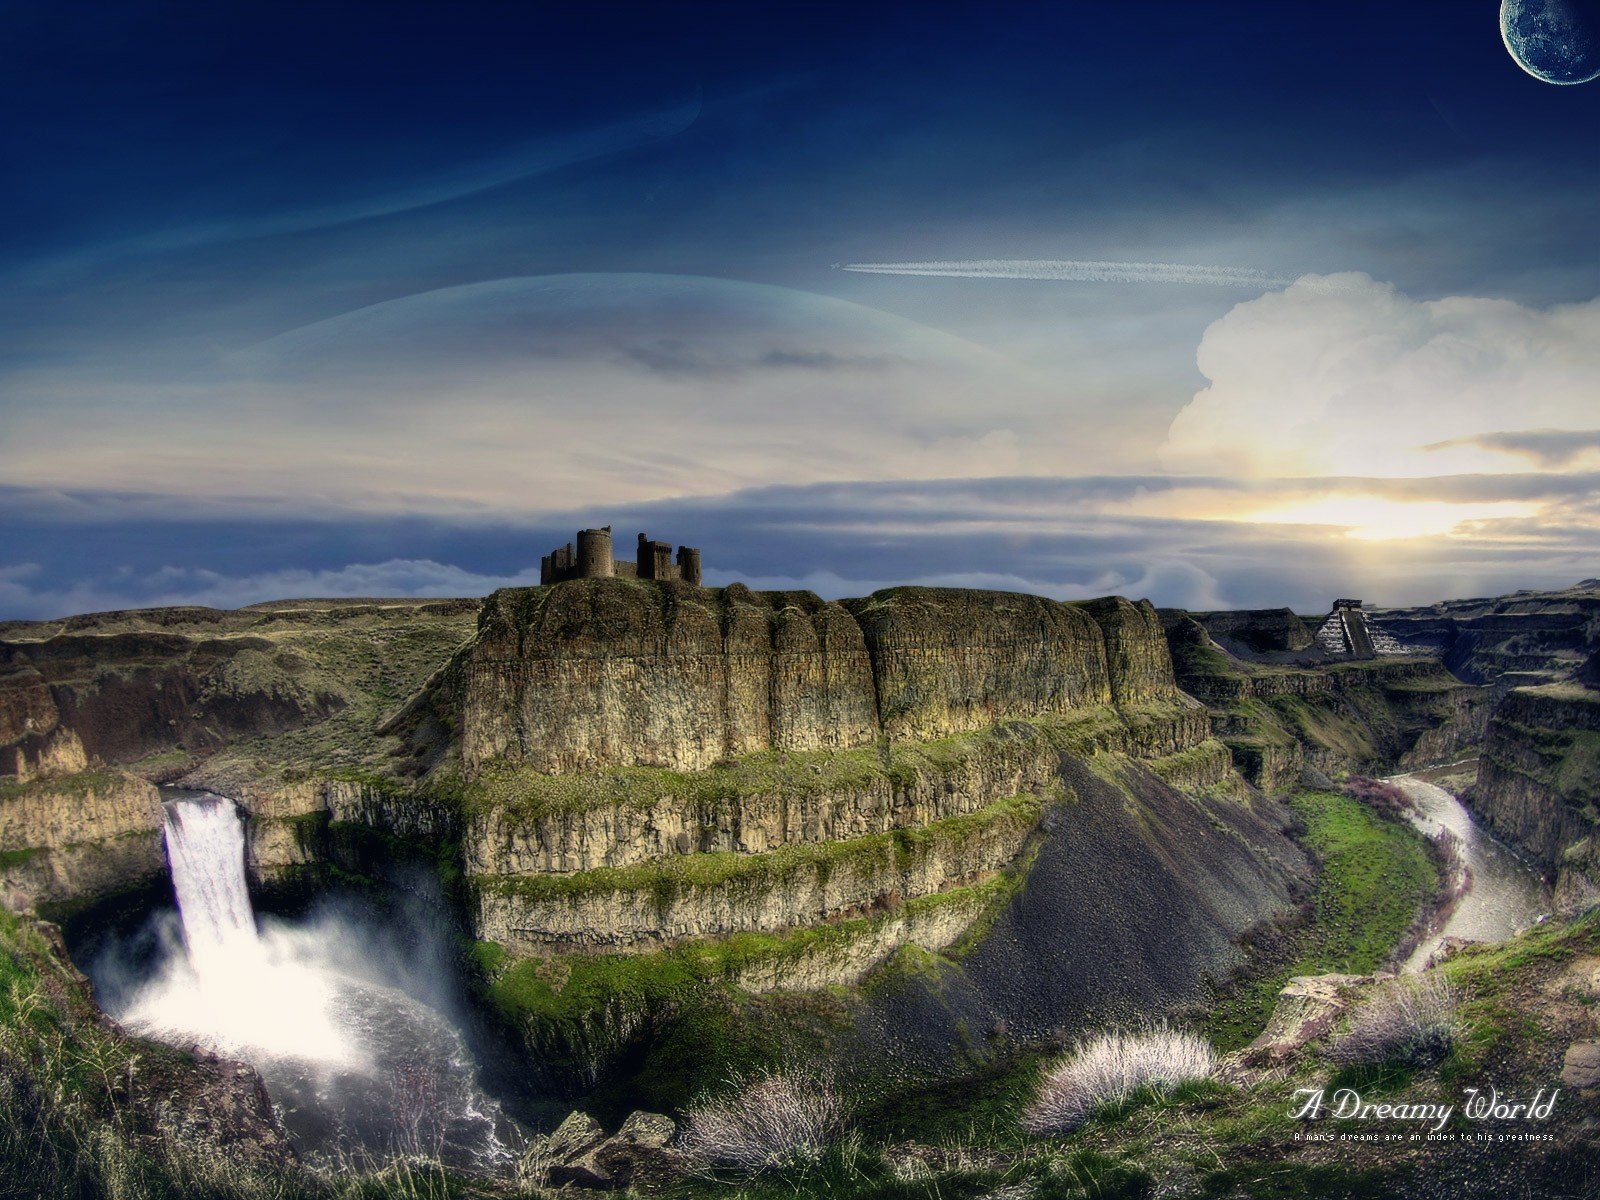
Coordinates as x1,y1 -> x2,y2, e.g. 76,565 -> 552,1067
8,467 -> 1596,621
1162,273 -> 1600,479
9,100 -> 702,287
0,559 -> 542,621
1423,429 -> 1600,469
838,259 -> 1298,288
0,274 -> 1067,514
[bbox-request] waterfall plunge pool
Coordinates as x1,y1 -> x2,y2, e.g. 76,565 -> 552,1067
78,790 -> 525,1171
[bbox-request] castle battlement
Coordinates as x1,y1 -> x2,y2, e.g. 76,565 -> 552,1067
540,526 -> 702,587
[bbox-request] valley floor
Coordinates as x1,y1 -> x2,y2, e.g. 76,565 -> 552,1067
11,780 -> 1592,1200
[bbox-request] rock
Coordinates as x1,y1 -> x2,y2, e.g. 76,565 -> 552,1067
544,1111 -> 684,1191
545,1109 -> 608,1160
444,581 -> 1187,776
1561,1040 -> 1600,1089
1242,973 -> 1367,1066
616,1109 -> 675,1147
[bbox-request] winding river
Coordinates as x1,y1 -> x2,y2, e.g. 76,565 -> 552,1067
1387,769 -> 1551,972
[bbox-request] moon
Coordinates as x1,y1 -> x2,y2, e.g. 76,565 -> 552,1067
1501,0 -> 1600,85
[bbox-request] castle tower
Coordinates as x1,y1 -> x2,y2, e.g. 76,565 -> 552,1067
576,526 -> 614,578
676,546 -> 702,587
636,532 -> 673,580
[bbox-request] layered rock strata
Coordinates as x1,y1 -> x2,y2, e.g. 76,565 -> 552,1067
1473,683 -> 1600,912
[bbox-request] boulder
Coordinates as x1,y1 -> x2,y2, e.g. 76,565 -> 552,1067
1242,973 -> 1367,1066
546,1109 -> 607,1159
541,1109 -> 684,1191
1561,1040 -> 1600,1089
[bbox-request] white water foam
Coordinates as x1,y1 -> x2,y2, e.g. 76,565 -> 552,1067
123,795 -> 363,1069
112,792 -> 511,1167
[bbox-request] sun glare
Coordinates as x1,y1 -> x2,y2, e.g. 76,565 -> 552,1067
1243,496 -> 1540,541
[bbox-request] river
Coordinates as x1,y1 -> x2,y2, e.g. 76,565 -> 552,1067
1387,769 -> 1551,972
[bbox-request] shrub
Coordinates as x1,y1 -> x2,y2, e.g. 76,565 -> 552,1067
679,1069 -> 845,1175
1021,1023 -> 1217,1135
1343,777 -> 1415,820
1327,974 -> 1461,1068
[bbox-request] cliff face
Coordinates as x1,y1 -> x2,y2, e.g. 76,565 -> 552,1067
434,583 -> 1208,978
458,582 -> 879,775
1473,683 -> 1600,913
0,600 -> 478,907
450,583 -> 1183,775
1370,581 -> 1600,700
0,770 -> 164,911
1162,612 -> 1490,789
844,589 -> 1112,739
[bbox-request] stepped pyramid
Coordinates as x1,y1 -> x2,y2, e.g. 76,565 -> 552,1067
1313,599 -> 1402,659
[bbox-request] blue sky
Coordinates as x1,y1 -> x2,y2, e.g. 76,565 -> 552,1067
2,1 -> 1597,618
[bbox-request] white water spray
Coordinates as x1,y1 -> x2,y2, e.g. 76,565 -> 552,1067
126,795 -> 360,1067
110,791 -> 511,1166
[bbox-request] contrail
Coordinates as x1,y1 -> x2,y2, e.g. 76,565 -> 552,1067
835,259 -> 1298,288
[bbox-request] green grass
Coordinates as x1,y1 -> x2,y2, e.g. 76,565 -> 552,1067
0,767 -> 127,805
1203,789 -> 1439,1051
478,870 -> 1018,1026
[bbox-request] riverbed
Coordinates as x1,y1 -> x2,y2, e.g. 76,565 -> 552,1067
1387,769 -> 1550,971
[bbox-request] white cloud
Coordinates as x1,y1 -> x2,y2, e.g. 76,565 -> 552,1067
0,274 -> 1080,516
0,559 -> 540,620
1161,273 -> 1600,479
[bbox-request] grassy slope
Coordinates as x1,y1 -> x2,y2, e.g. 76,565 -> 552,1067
1201,789 -> 1439,1052
842,788 -> 1437,1147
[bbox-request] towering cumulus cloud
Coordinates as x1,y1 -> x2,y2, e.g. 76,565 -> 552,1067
1161,273 -> 1600,479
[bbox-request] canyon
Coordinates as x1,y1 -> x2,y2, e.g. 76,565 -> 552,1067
2,578 -> 1596,1135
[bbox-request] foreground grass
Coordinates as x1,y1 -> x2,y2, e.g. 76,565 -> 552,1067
1203,788 -> 1438,1051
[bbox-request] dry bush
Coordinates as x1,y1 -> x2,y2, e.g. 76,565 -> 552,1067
1344,777 -> 1415,820
1327,974 -> 1461,1068
679,1069 -> 844,1175
1021,1023 -> 1217,1135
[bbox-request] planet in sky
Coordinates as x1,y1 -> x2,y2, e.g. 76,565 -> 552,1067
1501,0 -> 1600,84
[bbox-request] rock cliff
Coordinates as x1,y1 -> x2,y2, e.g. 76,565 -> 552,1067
1161,612 -> 1489,790
455,581 -> 879,775
1369,580 -> 1600,700
1473,682 -> 1600,912
435,583 -> 1183,776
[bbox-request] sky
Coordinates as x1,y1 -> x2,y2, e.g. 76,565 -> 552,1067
2,0 -> 1597,619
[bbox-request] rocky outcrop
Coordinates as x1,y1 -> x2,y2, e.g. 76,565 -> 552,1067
1163,613 -> 1490,784
1473,683 -> 1600,910
456,582 -> 879,775
1189,608 -> 1314,654
530,1110 -> 684,1191
0,770 -> 164,910
464,720 -> 1062,876
473,793 -> 1042,952
1370,581 -> 1600,700
847,589 -> 1110,740
0,632 -> 346,770
1237,973 -> 1366,1068
442,583 -> 1186,778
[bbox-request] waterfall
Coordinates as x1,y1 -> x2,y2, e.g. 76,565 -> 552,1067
109,788 -> 513,1168
162,795 -> 258,975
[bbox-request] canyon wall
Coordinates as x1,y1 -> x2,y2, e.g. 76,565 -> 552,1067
1473,683 -> 1600,914
448,582 -> 1181,775
1370,581 -> 1600,700
1161,612 -> 1490,791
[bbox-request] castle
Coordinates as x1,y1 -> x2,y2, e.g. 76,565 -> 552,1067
540,527 -> 702,587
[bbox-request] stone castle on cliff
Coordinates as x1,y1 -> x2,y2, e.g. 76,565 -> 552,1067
540,527 -> 702,587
